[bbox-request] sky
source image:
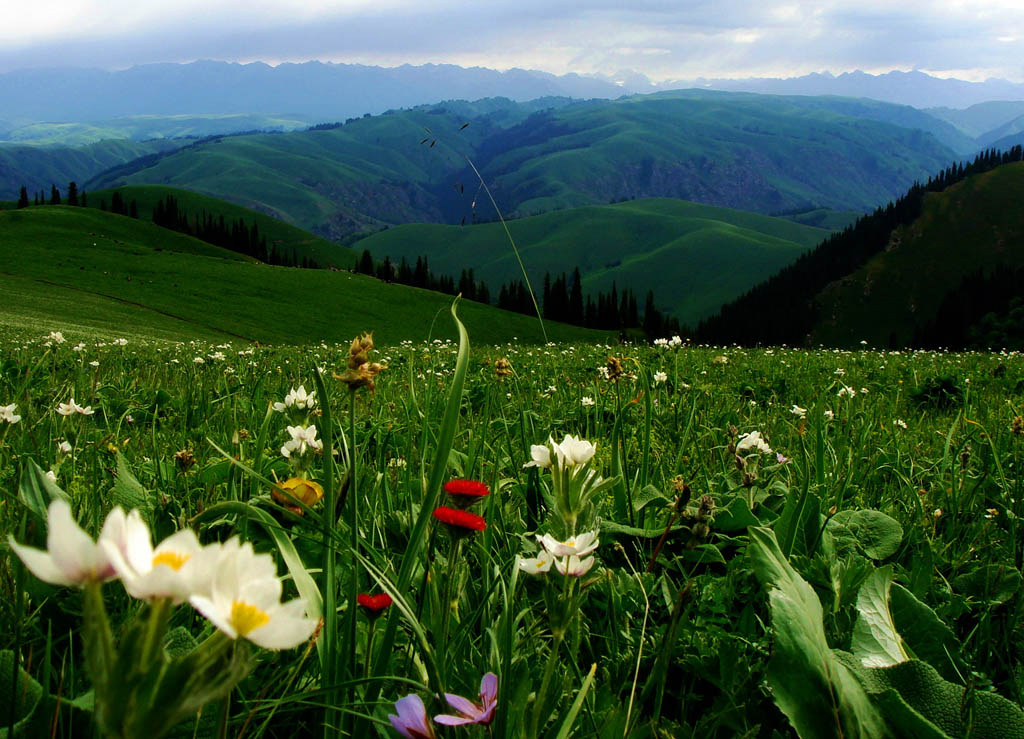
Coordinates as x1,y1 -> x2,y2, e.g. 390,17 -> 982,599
2,0 -> 1023,83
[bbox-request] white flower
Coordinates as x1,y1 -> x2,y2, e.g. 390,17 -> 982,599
8,500 -> 129,587
834,368 -> 846,376
537,530 -> 600,558
72,343 -> 86,352
193,357 -> 205,364
208,351 -> 226,361
113,338 -> 129,347
48,331 -> 66,344
1,403 -> 21,424
554,555 -> 596,577
736,431 -> 773,455
57,398 -> 94,416
281,425 -> 322,458
45,470 -> 57,482
57,440 -> 72,455
524,444 -> 552,469
790,405 -> 807,418
893,419 -> 907,429
102,513 -> 219,603
837,385 -> 856,398
189,540 -> 317,650
823,410 -> 835,420
654,371 -> 668,384
517,553 -> 554,575
581,396 -> 595,407
553,434 -> 596,467
89,360 -> 100,367
273,385 -> 316,413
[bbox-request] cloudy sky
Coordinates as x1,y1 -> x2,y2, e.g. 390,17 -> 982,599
2,0 -> 1023,82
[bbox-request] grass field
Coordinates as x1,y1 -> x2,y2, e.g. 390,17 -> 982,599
2,314 -> 1023,737
0,206 -> 601,345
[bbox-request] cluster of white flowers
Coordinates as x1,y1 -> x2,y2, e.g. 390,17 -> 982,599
653,335 -> 684,348
736,430 -> 773,455
8,500 -> 316,650
48,331 -> 66,344
790,404 -> 807,418
281,425 -> 322,458
581,396 -> 595,407
57,398 -> 94,416
1,403 -> 20,424
273,386 -> 316,413
525,434 -> 597,469
653,371 -> 668,384
893,419 -> 908,429
837,385 -> 856,398
518,531 -> 599,577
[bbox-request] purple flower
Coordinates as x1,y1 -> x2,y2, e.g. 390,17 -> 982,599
776,452 -> 790,465
388,695 -> 435,738
434,672 -> 498,726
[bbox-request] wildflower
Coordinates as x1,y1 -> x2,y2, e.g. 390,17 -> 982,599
517,553 -> 554,575
356,592 -> 393,617
0,403 -> 20,424
893,419 -> 907,429
604,356 -> 624,382
837,385 -> 856,398
443,479 -> 490,509
553,434 -> 596,467
790,404 -> 807,418
537,530 -> 599,558
113,338 -> 128,346
654,371 -> 668,384
193,357 -> 205,364
776,452 -> 790,465
8,500 -> 128,587
494,357 -> 513,377
524,444 -> 552,469
433,506 -> 486,534
554,554 -> 596,577
389,695 -> 435,739
435,673 -> 498,727
669,335 -> 683,347
272,477 -> 324,513
208,351 -> 226,361
281,425 -> 322,458
736,431 -> 772,455
57,398 -> 94,416
174,448 -> 197,470
102,515 -> 215,603
335,332 -> 386,392
823,410 -> 835,420
272,385 -> 316,413
45,470 -> 57,482
89,360 -> 100,367
581,396 -> 595,407
188,539 -> 317,649
48,331 -> 66,344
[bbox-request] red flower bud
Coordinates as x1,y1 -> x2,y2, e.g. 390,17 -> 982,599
433,506 -> 487,532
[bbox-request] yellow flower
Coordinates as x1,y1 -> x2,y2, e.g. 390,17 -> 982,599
273,477 -> 324,514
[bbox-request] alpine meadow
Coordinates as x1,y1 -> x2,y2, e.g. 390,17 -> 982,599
4,4 -> 1024,738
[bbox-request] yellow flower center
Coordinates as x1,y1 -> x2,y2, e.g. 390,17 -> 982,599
152,551 -> 191,570
230,600 -> 270,636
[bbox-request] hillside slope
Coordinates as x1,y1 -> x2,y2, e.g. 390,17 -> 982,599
355,197 -> 831,325
88,91 -> 956,239
0,207 -> 599,345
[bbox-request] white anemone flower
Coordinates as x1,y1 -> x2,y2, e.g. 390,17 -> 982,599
523,444 -> 552,469
57,398 -> 93,416
189,540 -> 317,650
8,500 -> 128,587
537,530 -> 599,558
553,434 -> 596,467
273,385 -> 316,413
281,425 -> 322,458
736,431 -> 773,455
790,405 -> 807,418
653,371 -> 668,384
554,555 -> 596,577
102,513 -> 217,603
1,403 -> 20,424
517,553 -> 554,575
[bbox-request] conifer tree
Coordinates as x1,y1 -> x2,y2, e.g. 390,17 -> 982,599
66,181 -> 78,207
49,185 -> 61,205
17,186 -> 29,209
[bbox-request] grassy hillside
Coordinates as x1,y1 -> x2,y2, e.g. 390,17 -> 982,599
86,185 -> 352,268
355,197 -> 831,324
87,91 -> 956,239
0,206 -> 599,345
812,161 -> 1024,346
0,139 -> 182,200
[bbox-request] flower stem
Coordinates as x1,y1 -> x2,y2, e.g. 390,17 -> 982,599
527,631 -> 565,739
438,536 -> 463,681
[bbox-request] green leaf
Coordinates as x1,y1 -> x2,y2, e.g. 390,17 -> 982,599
748,526 -> 887,738
17,459 -> 68,522
851,566 -> 909,668
677,543 -> 726,565
889,584 -> 967,684
840,655 -> 1024,739
632,484 -> 671,514
952,563 -> 1022,604
0,650 -> 44,738
829,509 -> 903,560
714,496 -> 762,531
111,452 -> 152,518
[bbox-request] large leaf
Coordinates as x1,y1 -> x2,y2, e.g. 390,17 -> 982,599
17,459 -> 68,522
111,452 -> 152,518
851,566 -> 909,668
889,584 -> 967,684
748,526 -> 887,738
952,563 -> 1022,604
0,650 -> 44,738
828,509 -> 903,560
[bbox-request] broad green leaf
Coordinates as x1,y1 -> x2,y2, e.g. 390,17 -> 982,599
748,526 -> 887,738
889,584 -> 967,684
829,509 -> 903,560
851,566 -> 909,668
952,563 -> 1022,604
18,459 -> 68,522
631,484 -> 671,514
0,649 -> 44,738
714,496 -> 762,531
111,451 -> 152,518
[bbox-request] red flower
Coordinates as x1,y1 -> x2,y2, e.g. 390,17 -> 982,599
433,506 -> 487,532
444,479 -> 490,498
357,593 -> 393,615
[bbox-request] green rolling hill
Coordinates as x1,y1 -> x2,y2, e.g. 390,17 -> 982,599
86,185 -> 353,268
354,197 -> 832,325
0,206 -> 600,345
87,91 -> 956,240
